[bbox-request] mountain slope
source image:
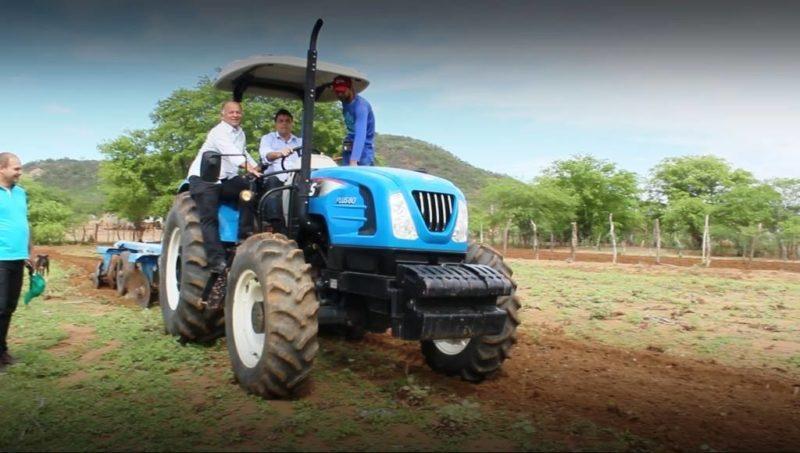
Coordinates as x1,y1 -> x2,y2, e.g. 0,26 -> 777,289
23,158 -> 104,215
375,134 -> 513,201
22,136 -> 514,214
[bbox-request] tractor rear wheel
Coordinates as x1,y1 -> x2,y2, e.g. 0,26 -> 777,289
421,241 -> 521,382
225,233 -> 318,399
158,192 -> 224,343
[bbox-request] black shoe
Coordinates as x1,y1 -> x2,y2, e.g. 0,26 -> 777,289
202,272 -> 227,311
209,261 -> 227,274
0,351 -> 15,365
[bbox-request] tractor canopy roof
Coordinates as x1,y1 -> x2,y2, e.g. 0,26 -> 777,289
214,55 -> 369,102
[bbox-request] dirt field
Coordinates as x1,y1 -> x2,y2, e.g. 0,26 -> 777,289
502,247 -> 800,272
1,246 -> 798,451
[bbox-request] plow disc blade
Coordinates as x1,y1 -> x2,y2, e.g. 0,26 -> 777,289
125,268 -> 152,308
90,262 -> 103,288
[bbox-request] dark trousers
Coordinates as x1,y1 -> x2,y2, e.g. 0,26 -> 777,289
188,176 -> 255,269
263,176 -> 285,224
0,260 -> 24,355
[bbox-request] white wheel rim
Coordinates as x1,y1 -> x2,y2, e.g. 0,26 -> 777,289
232,269 -> 265,368
433,338 -> 470,355
165,227 -> 181,310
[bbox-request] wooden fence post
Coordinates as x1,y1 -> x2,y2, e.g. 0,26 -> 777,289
570,222 -> 577,262
702,214 -> 711,267
654,219 -> 661,264
609,213 -> 617,264
749,223 -> 762,262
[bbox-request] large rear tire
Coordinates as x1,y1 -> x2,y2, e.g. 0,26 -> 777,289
421,241 -> 521,382
225,233 -> 318,399
158,192 -> 224,343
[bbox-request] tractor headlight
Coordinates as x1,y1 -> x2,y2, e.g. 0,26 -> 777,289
452,199 -> 468,243
239,190 -> 253,202
389,192 -> 418,240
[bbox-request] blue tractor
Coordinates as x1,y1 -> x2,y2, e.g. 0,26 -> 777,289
158,19 -> 520,399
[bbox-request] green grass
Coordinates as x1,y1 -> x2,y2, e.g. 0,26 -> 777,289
510,259 -> 800,372
0,259 -> 657,451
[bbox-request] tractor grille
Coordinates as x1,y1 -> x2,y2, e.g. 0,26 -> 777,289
412,191 -> 455,232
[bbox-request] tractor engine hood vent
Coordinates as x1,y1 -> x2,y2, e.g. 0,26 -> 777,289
412,190 -> 454,232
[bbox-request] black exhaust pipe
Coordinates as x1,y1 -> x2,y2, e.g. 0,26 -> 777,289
293,18 -> 323,236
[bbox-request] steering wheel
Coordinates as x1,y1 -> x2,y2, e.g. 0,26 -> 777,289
280,146 -> 322,170
280,146 -> 304,171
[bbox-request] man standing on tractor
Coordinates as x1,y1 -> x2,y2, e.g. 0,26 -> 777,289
0,152 -> 32,371
259,108 -> 302,234
186,101 -> 261,275
333,75 -> 375,166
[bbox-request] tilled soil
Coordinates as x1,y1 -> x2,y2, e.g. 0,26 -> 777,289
502,248 -> 800,272
43,247 -> 800,451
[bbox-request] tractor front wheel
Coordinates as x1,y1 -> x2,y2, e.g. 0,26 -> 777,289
225,233 -> 319,399
421,241 -> 521,382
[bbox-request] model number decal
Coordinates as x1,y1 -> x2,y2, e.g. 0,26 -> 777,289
336,196 -> 357,205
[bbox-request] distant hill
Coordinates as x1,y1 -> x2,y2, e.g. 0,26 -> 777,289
23,158 -> 104,215
375,134 -> 514,201
22,137 -> 512,214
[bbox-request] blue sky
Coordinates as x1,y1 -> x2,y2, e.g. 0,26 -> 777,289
2,0 -> 798,181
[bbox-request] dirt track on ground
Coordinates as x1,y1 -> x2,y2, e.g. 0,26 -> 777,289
502,247 -> 800,273
43,247 -> 800,451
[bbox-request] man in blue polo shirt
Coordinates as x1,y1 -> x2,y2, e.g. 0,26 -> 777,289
0,152 -> 31,370
333,76 -> 376,166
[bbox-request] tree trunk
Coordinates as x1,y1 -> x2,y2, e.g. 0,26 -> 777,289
550,232 -> 555,252
654,219 -> 661,264
609,213 -> 617,264
780,239 -> 788,261
570,222 -> 578,262
479,223 -> 484,244
94,224 -> 100,244
595,232 -> 602,251
703,214 -> 711,267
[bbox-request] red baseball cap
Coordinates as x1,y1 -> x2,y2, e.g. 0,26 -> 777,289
332,76 -> 352,93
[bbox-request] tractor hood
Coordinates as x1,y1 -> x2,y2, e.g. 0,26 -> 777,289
311,166 -> 462,197
308,166 -> 468,253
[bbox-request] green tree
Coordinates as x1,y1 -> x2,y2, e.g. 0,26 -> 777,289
650,155 -> 754,203
661,196 -> 711,247
100,78 -> 346,221
769,178 -> 800,217
21,177 -> 76,244
543,155 -> 640,240
478,178 -> 577,244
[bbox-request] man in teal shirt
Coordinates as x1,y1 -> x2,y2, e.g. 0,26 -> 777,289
0,152 -> 31,370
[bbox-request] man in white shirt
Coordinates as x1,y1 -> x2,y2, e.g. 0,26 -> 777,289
187,101 -> 261,273
258,109 -> 302,234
